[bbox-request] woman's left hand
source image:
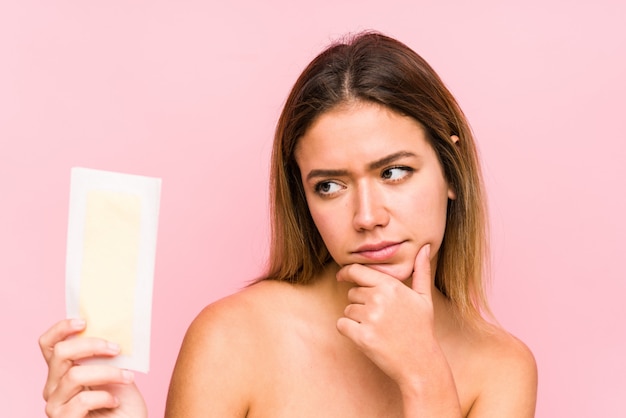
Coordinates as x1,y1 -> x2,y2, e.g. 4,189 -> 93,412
336,243 -> 441,387
337,243 -> 463,416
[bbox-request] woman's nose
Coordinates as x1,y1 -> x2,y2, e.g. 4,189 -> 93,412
352,182 -> 389,231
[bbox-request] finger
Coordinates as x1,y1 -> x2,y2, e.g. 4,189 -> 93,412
39,319 -> 86,363
346,285 -> 371,304
47,365 -> 133,412
336,264 -> 382,287
411,244 -> 432,297
343,303 -> 370,324
336,316 -> 360,342
44,338 -> 120,401
51,337 -> 121,366
337,316 -> 378,351
46,387 -> 121,418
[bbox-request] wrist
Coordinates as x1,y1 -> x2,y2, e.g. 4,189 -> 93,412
397,345 -> 462,417
400,382 -> 462,418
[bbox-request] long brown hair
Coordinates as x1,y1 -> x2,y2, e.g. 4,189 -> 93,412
261,31 -> 490,324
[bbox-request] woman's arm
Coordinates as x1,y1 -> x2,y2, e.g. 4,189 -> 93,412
467,336 -> 538,417
165,300 -> 255,417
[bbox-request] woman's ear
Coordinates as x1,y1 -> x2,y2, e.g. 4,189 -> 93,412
447,135 -> 460,199
447,186 -> 457,200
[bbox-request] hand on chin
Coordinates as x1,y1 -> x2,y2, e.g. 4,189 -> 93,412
357,262 -> 414,284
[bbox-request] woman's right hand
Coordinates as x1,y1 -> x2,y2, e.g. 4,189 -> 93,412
39,319 -> 148,418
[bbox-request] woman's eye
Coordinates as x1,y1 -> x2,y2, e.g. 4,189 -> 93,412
381,166 -> 413,181
314,181 -> 343,196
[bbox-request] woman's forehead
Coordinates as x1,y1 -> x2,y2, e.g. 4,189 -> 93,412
294,102 -> 433,166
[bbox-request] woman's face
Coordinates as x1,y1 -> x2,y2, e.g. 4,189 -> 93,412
295,102 -> 455,281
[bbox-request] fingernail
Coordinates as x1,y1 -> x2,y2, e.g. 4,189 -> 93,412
121,370 -> 134,383
425,244 -> 431,258
70,318 -> 85,329
107,341 -> 120,353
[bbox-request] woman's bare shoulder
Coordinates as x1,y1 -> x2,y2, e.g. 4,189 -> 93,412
199,279 -> 299,316
188,279 -> 298,341
464,323 -> 538,416
166,280 -> 298,416
466,322 -> 534,361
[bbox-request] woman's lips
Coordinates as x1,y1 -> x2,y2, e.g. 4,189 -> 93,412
352,241 -> 403,262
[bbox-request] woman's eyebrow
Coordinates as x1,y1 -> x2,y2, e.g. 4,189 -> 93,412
305,151 -> 417,182
306,168 -> 349,181
368,151 -> 417,170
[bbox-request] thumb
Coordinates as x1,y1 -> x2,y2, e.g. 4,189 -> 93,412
411,244 -> 432,297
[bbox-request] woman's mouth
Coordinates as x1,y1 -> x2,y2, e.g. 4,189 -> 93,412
352,241 -> 403,262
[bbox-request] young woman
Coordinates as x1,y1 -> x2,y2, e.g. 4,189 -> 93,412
40,32 -> 538,417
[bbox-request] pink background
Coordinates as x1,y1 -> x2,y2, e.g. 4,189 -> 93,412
1,1 -> 625,416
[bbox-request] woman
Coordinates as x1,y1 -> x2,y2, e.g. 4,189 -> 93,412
40,32 -> 538,417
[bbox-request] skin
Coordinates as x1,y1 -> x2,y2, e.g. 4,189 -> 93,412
39,101 -> 537,417
39,319 -> 146,417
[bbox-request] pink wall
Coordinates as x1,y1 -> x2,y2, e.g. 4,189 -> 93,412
2,1 -> 625,416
